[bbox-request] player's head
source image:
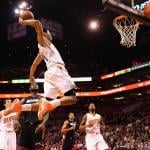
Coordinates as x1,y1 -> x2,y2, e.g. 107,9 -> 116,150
43,29 -> 52,41
68,112 -> 75,121
4,99 -> 12,109
88,103 -> 96,112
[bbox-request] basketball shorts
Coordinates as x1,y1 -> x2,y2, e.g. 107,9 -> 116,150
85,133 -> 109,150
44,65 -> 76,99
62,139 -> 75,150
0,130 -> 16,150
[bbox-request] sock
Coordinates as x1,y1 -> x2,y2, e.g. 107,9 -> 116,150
49,99 -> 61,109
22,104 -> 32,111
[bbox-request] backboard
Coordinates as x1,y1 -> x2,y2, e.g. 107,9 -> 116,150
102,0 -> 150,26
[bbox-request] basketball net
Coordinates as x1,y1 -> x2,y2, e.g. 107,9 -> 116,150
113,15 -> 140,48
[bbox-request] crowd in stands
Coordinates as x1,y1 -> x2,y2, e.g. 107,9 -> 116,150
33,99 -> 150,150
0,97 -> 149,150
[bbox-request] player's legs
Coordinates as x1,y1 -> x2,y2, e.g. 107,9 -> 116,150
18,123 -> 40,150
44,78 -> 77,106
0,131 -> 15,150
38,89 -> 77,120
96,142 -> 109,150
8,99 -> 39,114
85,135 -> 97,150
38,67 -> 77,120
38,81 -> 59,120
62,141 -> 74,150
87,145 -> 96,150
48,65 -> 77,106
96,135 -> 109,150
17,146 -> 29,150
44,81 -> 59,99
9,132 -> 16,150
0,131 -> 5,149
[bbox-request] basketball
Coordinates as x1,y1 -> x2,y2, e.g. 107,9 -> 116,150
20,10 -> 34,20
144,2 -> 150,19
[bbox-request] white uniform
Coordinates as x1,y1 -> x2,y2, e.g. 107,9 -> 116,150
85,113 -> 109,150
38,43 -> 76,99
0,112 -> 17,150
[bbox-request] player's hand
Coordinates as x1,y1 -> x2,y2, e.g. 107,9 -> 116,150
87,120 -> 96,127
70,125 -> 76,130
30,76 -> 37,88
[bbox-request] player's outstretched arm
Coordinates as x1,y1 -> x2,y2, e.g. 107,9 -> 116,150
18,11 -> 46,47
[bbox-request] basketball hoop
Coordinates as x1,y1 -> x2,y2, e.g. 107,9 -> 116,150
113,15 -> 140,48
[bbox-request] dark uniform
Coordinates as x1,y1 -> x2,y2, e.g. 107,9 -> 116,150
18,95 -> 42,150
62,120 -> 76,150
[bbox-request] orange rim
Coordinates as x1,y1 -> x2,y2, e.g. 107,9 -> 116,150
113,15 -> 140,27
113,15 -> 128,21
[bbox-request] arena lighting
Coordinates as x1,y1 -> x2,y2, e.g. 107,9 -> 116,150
34,77 -> 92,82
101,60 -> 150,80
14,1 -> 31,15
0,94 -> 33,99
14,8 -> 20,14
18,1 -> 27,9
0,81 -> 9,84
131,61 -> 150,71
137,93 -> 142,96
12,79 -> 29,83
76,79 -> 150,97
101,68 -> 131,80
0,80 -> 150,98
11,77 -> 92,84
114,96 -> 124,100
88,20 -> 99,30
71,77 -> 92,82
113,83 -> 123,88
35,79 -> 44,83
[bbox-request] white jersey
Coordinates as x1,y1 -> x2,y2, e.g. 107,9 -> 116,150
0,112 -> 17,132
85,113 -> 101,134
38,43 -> 65,69
85,113 -> 109,150
0,112 -> 17,150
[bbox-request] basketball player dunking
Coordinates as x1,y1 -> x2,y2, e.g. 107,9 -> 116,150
9,10 -> 77,120
79,103 -> 109,150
